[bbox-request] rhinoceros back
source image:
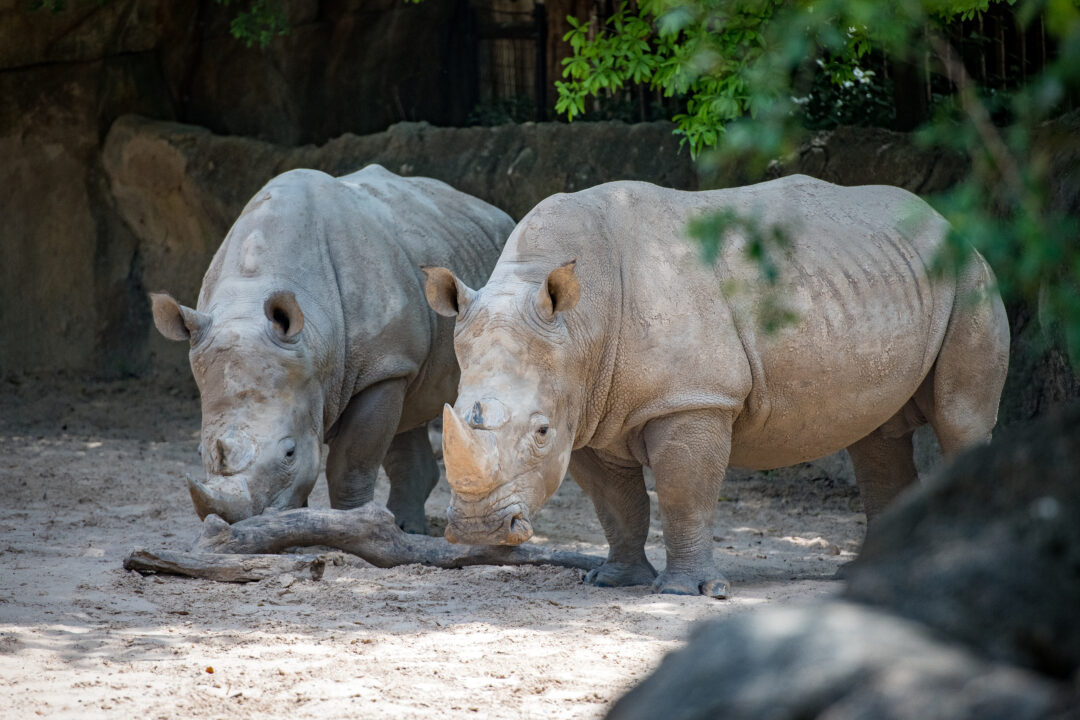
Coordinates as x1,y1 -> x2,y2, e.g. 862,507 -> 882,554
201,165 -> 507,308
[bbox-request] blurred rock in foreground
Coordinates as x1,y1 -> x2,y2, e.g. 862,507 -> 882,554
607,402 -> 1080,719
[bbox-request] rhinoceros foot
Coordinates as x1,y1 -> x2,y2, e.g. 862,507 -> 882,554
395,513 -> 431,536
654,569 -> 731,599
584,560 -> 657,588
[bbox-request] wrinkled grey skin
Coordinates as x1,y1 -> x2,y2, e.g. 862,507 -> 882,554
151,165 -> 513,531
424,175 -> 1010,597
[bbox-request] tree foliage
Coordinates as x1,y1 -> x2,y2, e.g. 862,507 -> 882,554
214,0 -> 288,48
558,0 -> 1080,363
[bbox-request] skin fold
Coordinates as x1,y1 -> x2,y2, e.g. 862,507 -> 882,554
151,165 -> 514,531
424,175 -> 1010,597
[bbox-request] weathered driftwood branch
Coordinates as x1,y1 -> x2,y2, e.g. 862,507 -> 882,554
193,502 -> 605,571
124,549 -> 326,582
124,502 -> 604,583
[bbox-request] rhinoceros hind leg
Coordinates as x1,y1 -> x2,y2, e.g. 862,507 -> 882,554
569,448 -> 657,587
914,254 -> 1010,456
384,424 -> 440,535
847,423 -> 919,523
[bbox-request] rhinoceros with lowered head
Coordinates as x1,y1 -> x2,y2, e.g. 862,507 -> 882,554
422,175 -> 1010,598
151,164 -> 514,531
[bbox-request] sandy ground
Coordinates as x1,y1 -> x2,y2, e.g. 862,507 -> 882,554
0,372 -> 867,719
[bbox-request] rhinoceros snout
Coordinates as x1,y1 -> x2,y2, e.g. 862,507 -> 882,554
445,506 -> 533,546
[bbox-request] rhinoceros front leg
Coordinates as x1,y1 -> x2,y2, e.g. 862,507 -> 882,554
382,425 -> 440,534
568,448 -> 657,587
326,379 -> 405,512
643,408 -> 734,598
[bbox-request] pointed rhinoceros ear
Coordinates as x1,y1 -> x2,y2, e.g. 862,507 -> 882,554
150,292 -> 211,342
421,266 -> 477,318
537,260 -> 580,318
264,291 -> 304,341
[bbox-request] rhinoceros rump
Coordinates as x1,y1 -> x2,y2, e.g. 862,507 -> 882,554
423,175 -> 1009,597
152,165 -> 513,529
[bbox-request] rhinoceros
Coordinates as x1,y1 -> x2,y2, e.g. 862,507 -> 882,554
151,164 -> 514,531
422,175 -> 1010,597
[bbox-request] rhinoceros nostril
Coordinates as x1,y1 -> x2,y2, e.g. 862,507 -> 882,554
505,513 -> 533,545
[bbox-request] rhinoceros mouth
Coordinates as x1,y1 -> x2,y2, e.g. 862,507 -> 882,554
444,501 -> 533,546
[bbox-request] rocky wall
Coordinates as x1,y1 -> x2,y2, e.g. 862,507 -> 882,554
0,25 -> 179,377
0,0 -> 485,378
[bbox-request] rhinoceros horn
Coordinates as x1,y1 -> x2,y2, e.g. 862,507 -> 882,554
188,474 -> 254,524
442,403 -> 500,497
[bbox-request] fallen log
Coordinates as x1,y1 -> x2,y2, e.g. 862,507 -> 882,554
123,503 -> 604,583
194,502 -> 605,571
124,549 -> 326,582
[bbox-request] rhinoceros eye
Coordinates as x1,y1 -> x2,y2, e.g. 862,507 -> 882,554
531,415 -> 552,448
281,438 -> 297,464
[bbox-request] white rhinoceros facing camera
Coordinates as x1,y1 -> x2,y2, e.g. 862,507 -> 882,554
424,175 -> 1009,598
151,165 -> 514,531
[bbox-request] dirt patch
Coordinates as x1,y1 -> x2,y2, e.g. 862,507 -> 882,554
0,373 -> 864,719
